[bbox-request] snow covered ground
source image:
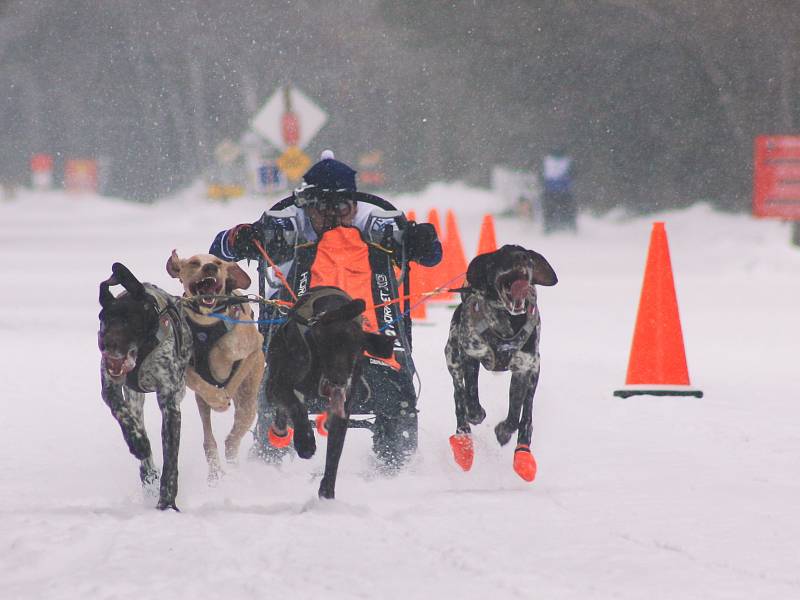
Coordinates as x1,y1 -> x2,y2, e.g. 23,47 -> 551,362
1,184 -> 799,599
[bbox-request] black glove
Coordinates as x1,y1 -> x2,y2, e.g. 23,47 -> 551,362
229,223 -> 259,257
405,221 -> 438,260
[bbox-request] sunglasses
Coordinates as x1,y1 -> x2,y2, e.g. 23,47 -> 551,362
294,186 -> 355,216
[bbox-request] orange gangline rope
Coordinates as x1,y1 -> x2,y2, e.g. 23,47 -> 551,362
252,239 -> 299,302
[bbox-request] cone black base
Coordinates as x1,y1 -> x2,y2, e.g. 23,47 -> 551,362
614,385 -> 703,399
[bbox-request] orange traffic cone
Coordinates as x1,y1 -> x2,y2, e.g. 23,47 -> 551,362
406,210 -> 427,321
442,209 -> 467,292
476,214 -> 498,256
614,222 -> 702,398
426,208 -> 452,301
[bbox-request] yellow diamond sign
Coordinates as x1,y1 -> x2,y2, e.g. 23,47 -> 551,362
276,146 -> 311,182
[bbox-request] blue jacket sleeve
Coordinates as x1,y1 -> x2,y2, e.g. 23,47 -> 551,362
209,228 -> 241,261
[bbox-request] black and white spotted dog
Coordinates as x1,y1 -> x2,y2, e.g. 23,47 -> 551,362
445,245 -> 557,482
98,262 -> 192,510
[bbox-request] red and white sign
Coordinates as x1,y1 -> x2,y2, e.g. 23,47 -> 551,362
30,154 -> 54,189
64,159 -> 98,193
753,135 -> 800,219
251,85 -> 327,151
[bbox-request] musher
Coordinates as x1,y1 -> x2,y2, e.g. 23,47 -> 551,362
209,151 -> 441,467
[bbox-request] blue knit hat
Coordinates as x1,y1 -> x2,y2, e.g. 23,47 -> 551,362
302,150 -> 357,192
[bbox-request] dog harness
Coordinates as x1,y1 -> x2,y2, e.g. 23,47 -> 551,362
462,291 -> 538,371
186,316 -> 242,387
286,286 -> 357,368
126,286 -> 188,394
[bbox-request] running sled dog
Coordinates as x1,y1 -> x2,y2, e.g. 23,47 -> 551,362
266,286 -> 396,499
167,251 -> 264,482
445,245 -> 557,481
98,262 -> 192,510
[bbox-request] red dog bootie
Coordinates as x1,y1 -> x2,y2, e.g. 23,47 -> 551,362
268,425 -> 294,448
315,412 -> 329,437
449,434 -> 474,471
513,444 -> 537,482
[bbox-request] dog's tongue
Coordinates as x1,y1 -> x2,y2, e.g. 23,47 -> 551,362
510,278 -> 531,301
104,354 -> 135,377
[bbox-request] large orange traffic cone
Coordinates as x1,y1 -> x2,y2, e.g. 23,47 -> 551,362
406,210 -> 427,320
443,209 -> 468,291
426,208 -> 452,301
614,222 -> 702,398
476,214 -> 498,256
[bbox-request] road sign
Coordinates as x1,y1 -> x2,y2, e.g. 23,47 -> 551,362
753,136 -> 800,219
64,159 -> 98,193
30,154 -> 53,189
276,146 -> 312,182
251,85 -> 328,151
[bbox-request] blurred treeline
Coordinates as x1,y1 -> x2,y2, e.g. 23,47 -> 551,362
0,0 -> 797,211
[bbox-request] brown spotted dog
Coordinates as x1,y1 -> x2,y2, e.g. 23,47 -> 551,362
167,251 -> 264,482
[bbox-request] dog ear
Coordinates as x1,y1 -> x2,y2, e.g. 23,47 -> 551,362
99,274 -> 118,308
527,251 -> 558,286
319,298 -> 366,325
166,249 -> 182,279
466,252 -> 495,292
225,263 -> 251,292
363,332 -> 395,358
111,262 -> 147,299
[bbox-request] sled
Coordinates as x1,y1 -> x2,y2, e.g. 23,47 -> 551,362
250,193 -> 420,466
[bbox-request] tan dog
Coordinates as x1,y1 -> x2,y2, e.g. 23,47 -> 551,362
166,251 -> 264,481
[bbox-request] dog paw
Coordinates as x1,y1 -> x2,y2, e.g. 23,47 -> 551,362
224,439 -> 242,463
318,478 -> 335,500
513,445 -> 537,482
156,499 -> 180,512
268,425 -> 294,449
449,433 -> 474,471
205,389 -> 232,412
494,421 -> 516,446
466,403 -> 486,425
293,423 -> 317,459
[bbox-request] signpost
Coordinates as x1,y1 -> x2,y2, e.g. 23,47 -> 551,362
251,85 -> 328,182
753,135 -> 800,245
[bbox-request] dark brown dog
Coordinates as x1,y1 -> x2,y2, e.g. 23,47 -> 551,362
266,286 -> 395,499
167,251 -> 264,481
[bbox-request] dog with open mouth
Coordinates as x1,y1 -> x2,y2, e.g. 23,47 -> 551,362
98,262 -> 192,510
445,244 -> 557,482
167,251 -> 264,482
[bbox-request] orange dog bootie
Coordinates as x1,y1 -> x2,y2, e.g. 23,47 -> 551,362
268,425 -> 294,448
315,413 -> 329,437
449,433 -> 474,471
513,444 -> 537,482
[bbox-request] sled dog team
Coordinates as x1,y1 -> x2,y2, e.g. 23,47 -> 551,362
98,243 -> 556,510
97,155 -> 557,510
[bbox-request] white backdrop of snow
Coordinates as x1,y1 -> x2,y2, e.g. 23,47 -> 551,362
1,184 -> 798,599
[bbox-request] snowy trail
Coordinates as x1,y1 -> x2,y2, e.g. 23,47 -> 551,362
1,186 -> 799,599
